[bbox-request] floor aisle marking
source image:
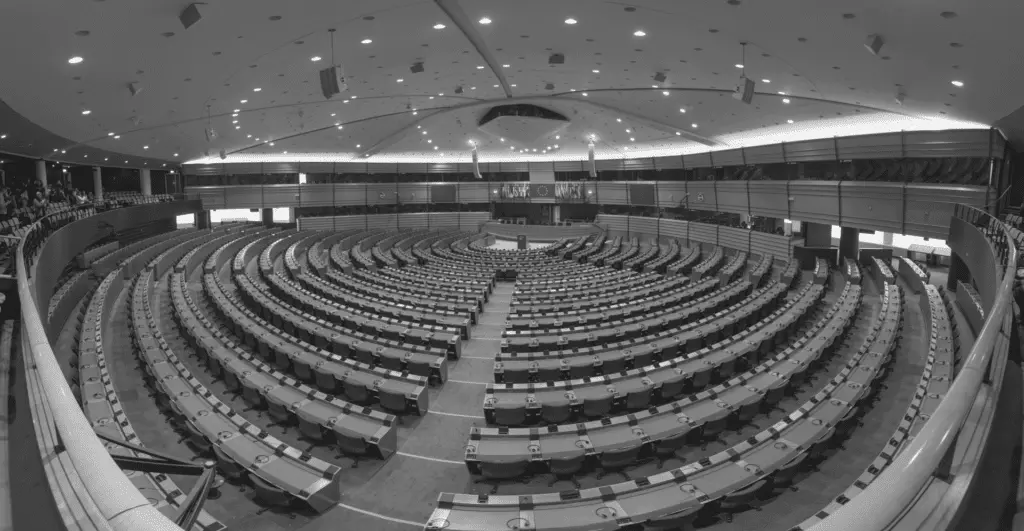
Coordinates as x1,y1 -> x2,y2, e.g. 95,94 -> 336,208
447,379 -> 490,385
460,355 -> 497,360
429,410 -> 486,419
396,451 -> 465,464
335,502 -> 423,527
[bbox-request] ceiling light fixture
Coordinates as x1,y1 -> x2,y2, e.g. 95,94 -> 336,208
240,99 -> 247,103
735,64 -> 744,68
787,119 -> 794,123
143,145 -> 149,149
555,135 -> 560,139
675,132 -> 681,135
951,80 -> 964,87
233,109 -> 240,113
396,78 -> 403,82
581,92 -> 588,96
479,17 -> 492,24
592,69 -> 600,73
232,120 -> 238,124
634,29 -> 646,37
679,108 -> 686,113
625,129 -> 631,133
777,91 -> 786,95
565,18 -> 577,25
81,109 -> 91,115
762,79 -> 771,83
311,56 -> 322,62
476,65 -> 485,69
691,123 -> 698,128
662,90 -> 670,96
108,132 -> 114,136
782,98 -> 791,103
174,153 -> 179,157
433,23 -> 446,29
114,135 -> 120,139
68,56 -> 84,64
630,137 -> 635,141
360,38 -> 372,44
253,87 -> 262,92
502,64 -> 510,68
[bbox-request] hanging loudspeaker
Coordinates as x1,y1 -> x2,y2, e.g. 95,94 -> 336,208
472,147 -> 483,179
588,142 -> 597,178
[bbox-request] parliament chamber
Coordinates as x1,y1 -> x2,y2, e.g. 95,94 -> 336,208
2,1 -> 1024,531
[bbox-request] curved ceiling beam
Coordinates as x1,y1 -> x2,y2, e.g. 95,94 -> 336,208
359,94 -> 721,157
433,0 -> 512,98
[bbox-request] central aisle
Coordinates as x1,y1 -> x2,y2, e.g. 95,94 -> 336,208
302,282 -> 516,530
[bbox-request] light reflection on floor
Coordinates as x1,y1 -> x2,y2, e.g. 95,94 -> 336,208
487,240 -> 551,251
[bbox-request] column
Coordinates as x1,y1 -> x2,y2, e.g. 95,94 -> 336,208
35,160 -> 47,188
803,222 -> 832,248
197,211 -> 211,229
92,166 -> 103,201
261,208 -> 273,227
140,168 -> 152,196
881,232 -> 894,247
839,226 -> 860,261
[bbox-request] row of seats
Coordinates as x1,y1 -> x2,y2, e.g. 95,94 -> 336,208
897,256 -> 930,294
485,278 -> 824,425
494,280 -> 768,379
430,271 -> 905,530
797,279 -> 951,528
130,265 -> 344,513
688,247 -> 725,281
644,240 -> 682,274
74,236 -> 226,531
609,237 -> 641,270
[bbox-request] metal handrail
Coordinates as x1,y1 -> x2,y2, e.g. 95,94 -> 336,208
811,204 -> 1018,531
16,207 -> 185,531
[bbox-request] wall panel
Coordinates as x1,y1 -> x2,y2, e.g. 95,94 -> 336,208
459,212 -> 491,231
686,182 -> 717,211
744,144 -> 786,165
718,226 -> 750,253
905,184 -> 988,239
659,219 -> 688,241
683,152 -> 712,168
365,183 -> 397,206
298,184 -> 336,207
629,217 -> 658,237
366,213 -> 398,231
597,182 -> 629,205
598,214 -> 628,233
689,223 -> 717,246
750,232 -> 793,259
904,130 -> 992,158
789,181 -> 840,225
748,181 -> 790,219
262,185 -> 299,207
402,183 -> 431,204
711,148 -> 744,168
459,181 -> 491,202
784,138 -> 836,162
838,133 -> 903,160
657,181 -> 687,208
334,184 -> 366,206
715,181 -> 748,214
840,181 -> 904,232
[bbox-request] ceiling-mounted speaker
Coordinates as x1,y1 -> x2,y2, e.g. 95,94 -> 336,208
128,82 -> 142,97
544,82 -> 555,90
319,65 -> 348,99
410,61 -> 425,73
179,3 -> 203,30
732,76 -> 755,104
454,85 -> 464,94
548,53 -> 565,65
219,149 -> 226,160
653,72 -> 667,83
864,34 -> 884,56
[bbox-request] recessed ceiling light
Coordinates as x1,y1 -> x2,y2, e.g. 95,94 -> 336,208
675,132 -> 681,135
565,18 -> 577,25
735,64 -> 744,68
114,135 -> 120,139
68,56 -> 84,64
502,64 -> 510,68
616,118 -> 622,122
232,120 -> 238,124
344,99 -> 350,103
476,65 -> 485,69
782,98 -> 791,103
438,92 -> 444,96
434,146 -> 439,150
777,91 -> 786,95
233,109 -> 240,113
396,78 -> 403,82
554,144 -> 559,148
500,137 -> 505,142
592,69 -> 600,73
787,119 -> 794,123
582,92 -> 588,96
761,79 -> 771,83
625,129 -> 631,133
691,123 -> 698,128
478,17 -> 492,24
330,113 -> 336,116
427,139 -> 432,143
235,126 -> 240,129
951,80 -> 964,87
104,158 -> 108,161
351,95 -> 357,98
630,137 -> 635,141
555,135 -> 560,139
471,86 -> 476,90
124,160 -> 128,163
633,29 -> 646,37
412,111 -> 418,115
143,145 -> 149,149
173,153 -> 179,157
247,134 -> 252,138
361,38 -> 372,44
493,84 -> 499,88
311,56 -> 322,62
283,151 -> 288,154
81,109 -> 91,115
108,132 -> 114,136
433,23 -> 446,29
61,150 -> 66,154
651,85 -> 658,88
623,147 -> 629,150
422,131 -> 427,135
511,84 -> 517,87
679,108 -> 687,113
662,90 -> 670,96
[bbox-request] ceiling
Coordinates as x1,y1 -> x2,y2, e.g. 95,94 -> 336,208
0,0 -> 1016,168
